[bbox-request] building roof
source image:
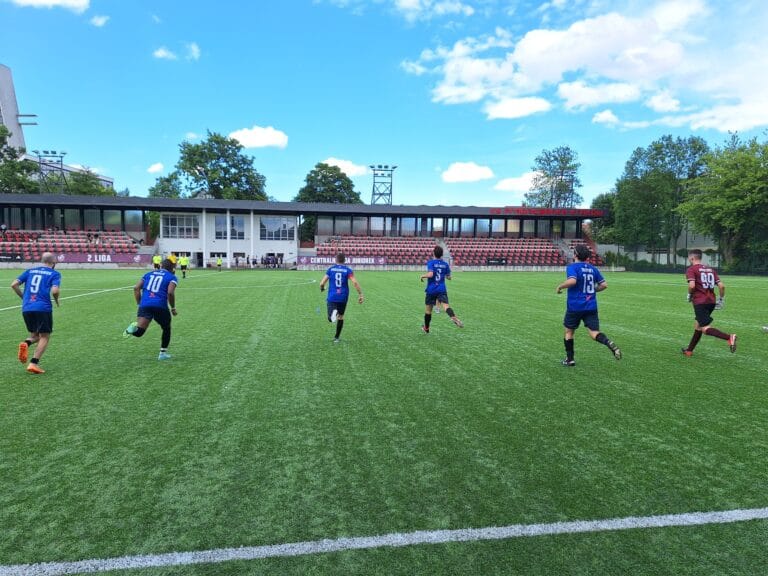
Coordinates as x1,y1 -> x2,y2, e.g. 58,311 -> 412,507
0,193 -> 604,218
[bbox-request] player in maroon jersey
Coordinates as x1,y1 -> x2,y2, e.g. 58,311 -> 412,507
681,249 -> 736,356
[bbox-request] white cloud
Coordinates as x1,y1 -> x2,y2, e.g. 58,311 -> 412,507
184,132 -> 200,140
592,109 -> 620,125
650,0 -> 708,33
186,42 -> 201,61
645,90 -> 680,112
494,171 -> 536,193
394,0 -> 474,22
89,14 -> 108,27
229,125 -> 288,149
322,157 -> 368,177
151,14 -> 161,23
153,47 -> 177,60
557,81 -> 641,110
147,163 -> 164,174
484,97 -> 551,119
442,161 -> 494,183
10,0 -> 88,12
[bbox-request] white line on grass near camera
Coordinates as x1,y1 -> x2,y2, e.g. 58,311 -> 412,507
2,507 -> 767,576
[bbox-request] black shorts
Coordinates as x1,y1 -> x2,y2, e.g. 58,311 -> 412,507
23,311 -> 53,334
137,306 -> 172,329
180,265 -> 188,270
693,303 -> 715,327
563,309 -> 600,331
425,292 -> 449,306
327,300 -> 348,320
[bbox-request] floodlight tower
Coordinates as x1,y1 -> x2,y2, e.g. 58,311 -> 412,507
370,164 -> 397,205
32,149 -> 68,194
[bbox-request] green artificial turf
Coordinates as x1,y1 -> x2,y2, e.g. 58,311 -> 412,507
0,268 -> 766,574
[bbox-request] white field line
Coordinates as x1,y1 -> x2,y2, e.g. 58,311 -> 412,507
0,277 -> 317,312
0,286 -> 133,313
1,507 -> 767,576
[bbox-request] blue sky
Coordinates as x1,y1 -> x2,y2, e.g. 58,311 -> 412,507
1,0 -> 767,207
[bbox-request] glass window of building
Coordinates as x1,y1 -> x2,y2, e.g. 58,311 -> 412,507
215,215 -> 227,239
162,214 -> 199,239
522,219 -> 536,238
103,210 -> 121,231
260,217 -> 296,240
461,218 -> 474,238
64,209 -> 80,230
564,220 -> 578,239
491,219 -> 505,238
335,217 -> 351,236
125,210 -> 143,233
401,217 -> 416,237
230,216 -> 245,240
352,217 -> 368,236
537,220 -> 550,238
369,217 -> 384,236
432,218 -> 444,236
84,209 -> 100,230
317,216 -> 333,236
506,219 -> 520,236
476,219 -> 490,238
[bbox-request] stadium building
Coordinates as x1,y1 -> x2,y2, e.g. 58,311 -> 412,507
0,193 -> 603,270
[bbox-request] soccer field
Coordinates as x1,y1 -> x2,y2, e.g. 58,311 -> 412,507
1,268 -> 767,575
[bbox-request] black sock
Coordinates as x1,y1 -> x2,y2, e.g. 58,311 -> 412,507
446,307 -> 455,318
687,330 -> 703,351
134,327 -> 146,337
424,314 -> 432,328
30,357 -> 39,365
564,338 -> 575,360
335,319 -> 344,338
25,339 -> 33,346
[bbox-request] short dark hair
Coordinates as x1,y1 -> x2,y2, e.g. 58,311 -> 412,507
574,244 -> 591,261
433,245 -> 443,259
336,252 -> 346,264
688,249 -> 703,260
161,258 -> 174,271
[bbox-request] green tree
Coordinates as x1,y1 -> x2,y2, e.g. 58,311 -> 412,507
174,131 -> 267,200
678,134 -> 768,270
148,172 -> 183,198
67,169 -> 116,196
613,135 -> 709,264
293,162 -> 362,241
0,125 -> 38,193
589,192 -> 617,244
524,145 -> 582,208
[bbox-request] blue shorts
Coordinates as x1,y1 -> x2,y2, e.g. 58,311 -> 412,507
23,311 -> 53,334
563,309 -> 600,331
425,292 -> 449,306
327,300 -> 348,320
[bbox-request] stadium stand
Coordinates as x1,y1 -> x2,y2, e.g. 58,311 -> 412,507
445,237 -> 566,267
0,229 -> 139,262
315,235 -> 568,268
316,236 -> 438,265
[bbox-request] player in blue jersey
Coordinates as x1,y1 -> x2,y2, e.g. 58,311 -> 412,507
319,253 -> 364,343
11,252 -> 61,374
420,245 -> 463,333
124,258 -> 178,360
556,244 -> 621,366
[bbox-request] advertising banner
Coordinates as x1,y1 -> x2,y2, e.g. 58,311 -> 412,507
298,256 -> 387,265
